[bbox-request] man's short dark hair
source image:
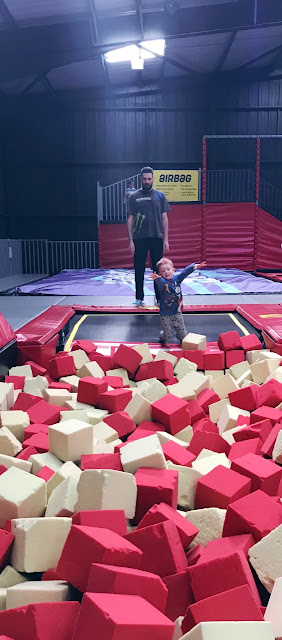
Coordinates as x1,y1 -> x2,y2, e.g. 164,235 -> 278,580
141,166 -> 153,176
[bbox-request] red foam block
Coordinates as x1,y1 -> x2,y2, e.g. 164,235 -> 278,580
0,602 -> 80,640
80,452 -> 122,472
189,550 -> 261,606
182,351 -> 204,369
151,395 -> 190,436
240,334 -> 262,351
134,467 -> 178,524
48,354 -> 76,379
103,411 -> 136,438
5,376 -> 25,390
162,441 -> 196,467
136,502 -> 198,549
71,339 -> 97,355
36,466 -> 55,482
26,400 -> 61,425
182,584 -> 263,634
124,520 -> 187,578
196,389 -> 221,413
147,360 -> 174,381
188,430 -> 230,456
228,438 -> 262,462
72,511 -> 127,536
77,376 -> 108,406
89,353 -> 113,372
163,570 -> 194,621
0,465 -> 8,476
56,525 -> 142,591
250,405 -> 282,425
229,386 -> 258,412
218,331 -> 241,351
261,423 -> 282,457
186,400 -> 206,425
22,433 -> 49,453
86,563 -> 168,612
16,446 -> 38,460
0,529 -> 14,571
203,350 -> 225,370
255,379 -> 282,408
195,465 -> 251,510
23,424 -> 49,441
198,533 -> 255,564
98,389 -> 132,413
225,350 -> 245,367
223,489 -> 282,541
72,593 -> 174,640
231,452 -> 282,495
112,344 -> 142,376
12,393 -> 42,412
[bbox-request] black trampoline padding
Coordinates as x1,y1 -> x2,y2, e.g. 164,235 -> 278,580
66,312 -> 261,345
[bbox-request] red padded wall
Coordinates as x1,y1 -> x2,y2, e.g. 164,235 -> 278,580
99,203 -> 282,270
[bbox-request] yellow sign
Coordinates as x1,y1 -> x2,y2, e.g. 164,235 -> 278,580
153,170 -> 199,202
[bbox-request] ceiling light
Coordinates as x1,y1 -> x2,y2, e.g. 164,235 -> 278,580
105,39 -> 165,65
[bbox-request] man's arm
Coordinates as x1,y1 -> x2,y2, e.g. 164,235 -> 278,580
162,211 -> 169,252
127,215 -> 135,254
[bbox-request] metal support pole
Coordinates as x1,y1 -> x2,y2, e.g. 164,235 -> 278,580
201,137 -> 207,262
253,137 -> 261,273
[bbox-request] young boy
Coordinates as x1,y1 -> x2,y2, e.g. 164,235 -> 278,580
149,258 -> 206,343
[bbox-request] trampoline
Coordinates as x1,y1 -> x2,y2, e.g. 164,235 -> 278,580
65,310 -> 261,347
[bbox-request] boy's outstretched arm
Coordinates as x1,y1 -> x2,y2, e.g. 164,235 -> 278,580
177,260 -> 207,284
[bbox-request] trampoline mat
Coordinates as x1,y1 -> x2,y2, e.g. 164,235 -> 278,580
67,312 -> 261,345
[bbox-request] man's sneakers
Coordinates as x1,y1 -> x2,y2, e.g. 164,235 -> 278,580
133,299 -> 144,307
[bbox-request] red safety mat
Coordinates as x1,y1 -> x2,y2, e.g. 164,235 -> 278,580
16,306 -> 75,345
237,305 -> 282,330
0,313 -> 16,349
256,208 -> 282,270
205,203 -> 255,271
256,272 -> 282,283
72,305 -> 237,313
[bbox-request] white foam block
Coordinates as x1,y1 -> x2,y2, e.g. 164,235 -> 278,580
43,388 -> 72,407
63,401 -> 108,425
196,449 -> 218,461
11,517 -> 71,573
272,430 -> 282,464
29,452 -> 63,475
0,427 -> 22,456
46,460 -> 81,499
0,410 -> 30,443
77,361 -> 104,379
250,360 -> 279,385
173,425 -> 193,444
175,358 -> 198,381
154,350 -> 178,367
9,365 -> 33,378
120,433 -> 167,474
217,405 -> 250,435
212,373 -> 239,399
185,507 -> 226,547
0,453 -> 31,473
24,376 -> 48,395
0,467 -> 46,528
204,370 -> 224,382
6,580 -> 70,609
133,343 -> 153,364
48,418 -> 94,462
60,409 -> 89,423
180,621 -> 274,640
0,565 -> 27,588
156,431 -> 189,448
125,393 -> 152,425
167,378 -> 196,401
106,368 -> 130,386
192,453 -> 231,475
0,588 -> 6,611
172,616 -> 184,640
93,421 -> 118,444
264,576 -> 282,638
59,375 -> 80,392
75,469 -> 137,519
70,349 -> 90,370
209,398 -> 230,424
45,476 -> 78,518
142,379 -> 167,403
183,371 -> 211,396
167,461 -> 201,510
0,383 -> 14,411
182,333 -> 207,351
229,361 -> 252,380
221,425 -> 246,444
246,350 -> 269,365
249,523 -> 282,593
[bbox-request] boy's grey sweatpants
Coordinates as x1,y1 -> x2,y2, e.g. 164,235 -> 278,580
160,312 -> 186,341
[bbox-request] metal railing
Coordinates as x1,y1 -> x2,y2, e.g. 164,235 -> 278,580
206,169 -> 256,203
21,240 -> 98,275
98,173 -> 140,223
259,178 -> 282,221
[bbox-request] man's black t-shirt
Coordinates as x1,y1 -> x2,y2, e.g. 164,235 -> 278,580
128,188 -> 170,239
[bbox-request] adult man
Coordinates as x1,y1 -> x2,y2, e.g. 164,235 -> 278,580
127,166 -> 170,306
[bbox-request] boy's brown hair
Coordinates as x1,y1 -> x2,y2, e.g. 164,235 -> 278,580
156,257 -> 174,272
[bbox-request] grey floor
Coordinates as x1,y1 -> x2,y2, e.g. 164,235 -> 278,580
1,272 -> 282,332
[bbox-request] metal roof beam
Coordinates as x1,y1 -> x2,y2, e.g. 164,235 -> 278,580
238,43 -> 282,70
136,0 -> 144,40
89,0 -> 111,89
215,29 -> 237,71
136,42 -> 198,76
21,71 -> 54,95
0,0 -> 17,29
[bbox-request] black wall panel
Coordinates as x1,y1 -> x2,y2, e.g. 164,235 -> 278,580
0,77 -> 281,240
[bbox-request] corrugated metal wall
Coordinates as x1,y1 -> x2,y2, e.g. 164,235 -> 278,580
1,77 -> 281,240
